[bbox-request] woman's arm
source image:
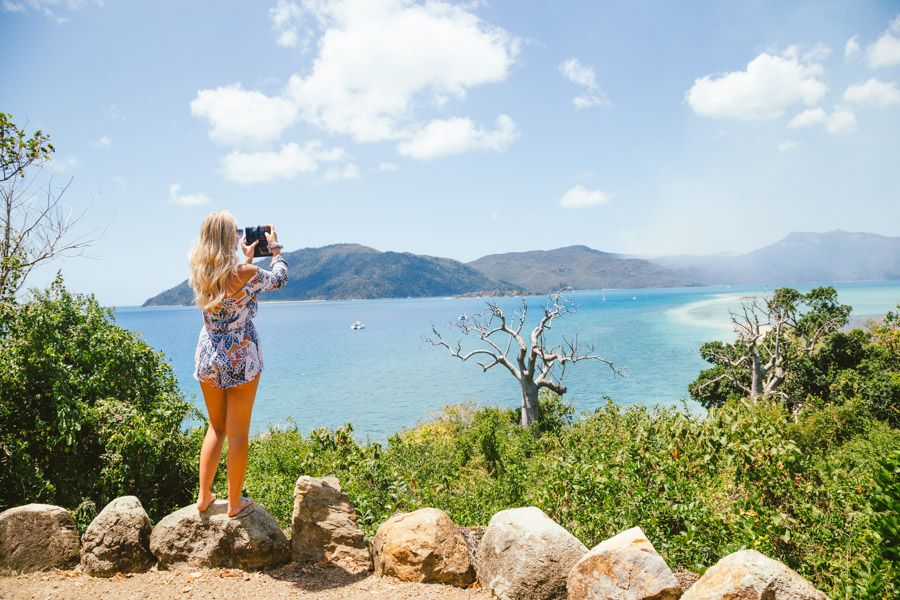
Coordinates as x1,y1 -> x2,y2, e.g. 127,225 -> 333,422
250,254 -> 288,293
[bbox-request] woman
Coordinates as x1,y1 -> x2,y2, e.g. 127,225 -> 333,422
187,210 -> 288,517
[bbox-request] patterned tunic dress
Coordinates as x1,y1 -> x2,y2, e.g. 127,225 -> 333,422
193,255 -> 289,388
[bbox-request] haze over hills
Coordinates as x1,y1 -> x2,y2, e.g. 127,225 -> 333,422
143,231 -> 900,306
647,230 -> 900,284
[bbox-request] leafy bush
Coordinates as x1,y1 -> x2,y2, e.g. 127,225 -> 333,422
238,391 -> 898,598
0,273 -> 203,526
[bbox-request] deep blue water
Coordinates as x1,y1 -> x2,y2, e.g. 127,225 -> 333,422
110,281 -> 900,441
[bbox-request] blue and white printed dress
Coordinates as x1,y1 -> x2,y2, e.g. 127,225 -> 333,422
193,255 -> 288,388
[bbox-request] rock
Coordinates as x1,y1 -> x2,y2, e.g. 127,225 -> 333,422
0,504 -> 81,574
478,506 -> 588,600
80,496 -> 155,577
291,476 -> 372,574
567,526 -> 682,600
149,499 -> 289,570
681,549 -> 828,600
372,507 -> 475,587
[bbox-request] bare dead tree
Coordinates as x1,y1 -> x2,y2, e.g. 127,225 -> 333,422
695,287 -> 850,400
1,113 -> 104,304
423,287 -> 623,427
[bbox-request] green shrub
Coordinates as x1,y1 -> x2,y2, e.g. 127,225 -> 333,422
239,392 -> 898,598
0,273 -> 203,527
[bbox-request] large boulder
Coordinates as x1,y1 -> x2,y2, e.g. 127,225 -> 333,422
80,496 -> 155,577
478,506 -> 588,600
681,549 -> 828,600
0,504 -> 81,574
372,507 -> 475,587
567,526 -> 682,600
292,476 -> 372,574
149,499 -> 289,570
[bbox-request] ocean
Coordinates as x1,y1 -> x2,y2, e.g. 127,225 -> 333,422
111,281 -> 900,441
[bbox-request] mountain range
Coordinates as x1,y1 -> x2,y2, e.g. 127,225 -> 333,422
143,230 -> 900,306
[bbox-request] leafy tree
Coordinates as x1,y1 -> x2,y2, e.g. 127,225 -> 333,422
0,112 -> 98,306
690,286 -> 851,409
769,304 -> 899,426
0,273 -> 203,523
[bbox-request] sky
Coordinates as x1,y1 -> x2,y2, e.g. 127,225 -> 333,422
2,0 -> 899,307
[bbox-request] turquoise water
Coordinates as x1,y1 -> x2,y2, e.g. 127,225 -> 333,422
111,281 -> 900,441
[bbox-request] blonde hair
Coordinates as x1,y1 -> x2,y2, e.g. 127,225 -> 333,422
188,210 -> 241,311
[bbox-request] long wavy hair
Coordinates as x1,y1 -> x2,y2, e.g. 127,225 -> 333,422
188,210 -> 240,311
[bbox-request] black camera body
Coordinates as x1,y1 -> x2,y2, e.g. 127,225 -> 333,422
242,225 -> 272,258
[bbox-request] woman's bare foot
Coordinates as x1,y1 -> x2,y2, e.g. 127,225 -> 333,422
227,496 -> 254,517
197,491 -> 216,512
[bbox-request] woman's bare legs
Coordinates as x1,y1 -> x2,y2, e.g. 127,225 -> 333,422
197,379 -> 227,511
225,372 -> 260,516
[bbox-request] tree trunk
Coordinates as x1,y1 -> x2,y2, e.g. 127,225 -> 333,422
520,379 -> 539,427
750,353 -> 762,399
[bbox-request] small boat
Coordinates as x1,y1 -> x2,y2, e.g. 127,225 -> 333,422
632,295 -> 637,301
351,320 -> 365,330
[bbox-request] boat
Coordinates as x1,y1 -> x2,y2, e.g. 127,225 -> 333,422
351,320 -> 365,330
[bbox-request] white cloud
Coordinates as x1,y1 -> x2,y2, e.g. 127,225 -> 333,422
277,29 -> 298,48
559,57 -> 597,88
166,183 -> 210,206
220,141 -> 347,184
802,43 -> 832,63
194,0 -> 520,164
396,114 -> 518,160
270,0 -> 306,49
2,0 -> 101,23
788,107 -> 857,134
324,163 -> 361,181
375,161 -> 398,171
282,0 -> 520,144
559,185 -> 612,208
778,140 -> 800,152
190,83 -> 298,147
573,94 -> 608,110
788,108 -> 827,128
843,78 -> 900,107
92,135 -> 112,147
686,47 -> 827,121
559,57 -> 609,109
103,104 -> 126,122
824,108 -> 858,134
112,175 -> 127,190
845,35 -> 860,59
867,15 -> 900,68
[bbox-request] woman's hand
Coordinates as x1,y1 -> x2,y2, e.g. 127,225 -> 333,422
265,224 -> 281,255
240,234 -> 258,263
264,224 -> 278,246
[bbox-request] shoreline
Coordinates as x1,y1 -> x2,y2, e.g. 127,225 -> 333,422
125,278 -> 900,310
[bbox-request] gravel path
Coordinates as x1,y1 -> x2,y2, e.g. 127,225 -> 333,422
0,562 -> 489,600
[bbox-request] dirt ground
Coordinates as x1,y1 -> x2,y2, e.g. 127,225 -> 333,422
0,562 -> 489,600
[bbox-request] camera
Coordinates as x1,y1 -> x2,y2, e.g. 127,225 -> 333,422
241,225 -> 273,258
